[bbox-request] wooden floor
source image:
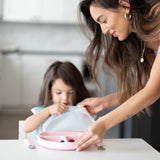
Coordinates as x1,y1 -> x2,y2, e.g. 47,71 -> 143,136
0,112 -> 30,139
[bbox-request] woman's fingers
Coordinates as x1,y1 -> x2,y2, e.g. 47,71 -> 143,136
76,132 -> 100,151
79,97 -> 104,115
76,119 -> 106,151
76,131 -> 91,150
77,138 -> 93,151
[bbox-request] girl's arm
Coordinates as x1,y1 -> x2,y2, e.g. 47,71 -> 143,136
23,107 -> 50,133
23,103 -> 69,133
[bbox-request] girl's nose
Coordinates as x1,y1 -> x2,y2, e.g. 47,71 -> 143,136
61,93 -> 68,105
62,93 -> 68,101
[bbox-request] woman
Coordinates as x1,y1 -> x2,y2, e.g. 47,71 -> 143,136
76,0 -> 160,151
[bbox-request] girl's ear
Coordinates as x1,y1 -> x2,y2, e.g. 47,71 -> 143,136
119,0 -> 130,8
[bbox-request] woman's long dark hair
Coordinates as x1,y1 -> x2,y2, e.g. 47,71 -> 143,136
38,61 -> 90,107
79,0 -> 160,108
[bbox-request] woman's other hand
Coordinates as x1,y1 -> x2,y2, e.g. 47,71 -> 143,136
79,97 -> 105,115
76,118 -> 106,151
79,93 -> 120,115
48,103 -> 69,115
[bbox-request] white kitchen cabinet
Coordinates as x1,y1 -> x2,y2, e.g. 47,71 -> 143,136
0,53 -> 47,106
62,0 -> 80,23
0,0 -> 3,19
39,0 -> 64,23
21,54 -> 48,105
39,0 -> 80,23
3,0 -> 38,21
3,0 -> 80,23
0,53 -> 2,107
1,53 -> 22,106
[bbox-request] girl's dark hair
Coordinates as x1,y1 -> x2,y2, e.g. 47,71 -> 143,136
38,61 -> 90,107
79,0 -> 160,109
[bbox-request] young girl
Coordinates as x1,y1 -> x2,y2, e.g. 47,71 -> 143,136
23,61 -> 90,133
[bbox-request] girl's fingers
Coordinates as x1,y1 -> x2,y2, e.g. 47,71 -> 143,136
60,104 -> 69,110
57,108 -> 65,115
57,104 -> 68,114
49,104 -> 68,115
61,104 -> 69,111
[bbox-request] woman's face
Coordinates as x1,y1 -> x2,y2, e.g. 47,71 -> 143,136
51,78 -> 75,106
89,4 -> 133,41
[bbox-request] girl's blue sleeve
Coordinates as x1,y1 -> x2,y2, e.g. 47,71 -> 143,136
31,106 -> 45,114
31,106 -> 45,137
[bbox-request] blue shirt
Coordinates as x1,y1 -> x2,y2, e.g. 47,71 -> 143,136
31,105 -> 95,136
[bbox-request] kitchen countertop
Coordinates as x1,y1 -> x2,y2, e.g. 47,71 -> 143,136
0,138 -> 159,160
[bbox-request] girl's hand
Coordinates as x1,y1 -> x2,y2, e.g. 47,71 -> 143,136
48,103 -> 69,115
79,97 -> 105,115
76,118 -> 106,151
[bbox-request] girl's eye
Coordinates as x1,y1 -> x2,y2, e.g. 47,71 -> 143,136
68,91 -> 74,95
55,92 -> 61,95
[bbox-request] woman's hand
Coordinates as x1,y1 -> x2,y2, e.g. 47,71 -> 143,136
48,103 -> 69,115
79,97 -> 105,115
76,118 -> 106,151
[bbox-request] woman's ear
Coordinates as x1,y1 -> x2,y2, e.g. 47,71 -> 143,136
119,0 -> 130,8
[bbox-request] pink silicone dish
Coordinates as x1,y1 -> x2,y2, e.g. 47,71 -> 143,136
37,131 -> 83,151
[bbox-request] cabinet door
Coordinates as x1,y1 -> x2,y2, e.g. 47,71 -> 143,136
39,0 -> 64,23
3,0 -> 79,23
40,0 -> 79,23
0,0 -> 3,19
0,53 -> 2,107
62,0 -> 80,23
1,53 -> 21,105
3,0 -> 38,21
22,54 -> 48,105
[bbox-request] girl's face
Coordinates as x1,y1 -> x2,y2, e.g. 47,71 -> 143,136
89,4 -> 133,41
51,78 -> 75,106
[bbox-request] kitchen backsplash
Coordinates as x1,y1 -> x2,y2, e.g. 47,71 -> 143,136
0,22 -> 89,53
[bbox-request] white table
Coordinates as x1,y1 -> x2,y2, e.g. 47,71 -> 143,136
0,139 -> 159,160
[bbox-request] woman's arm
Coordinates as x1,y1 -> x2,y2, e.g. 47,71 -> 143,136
104,52 -> 160,131
102,92 -> 122,109
76,54 -> 160,151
